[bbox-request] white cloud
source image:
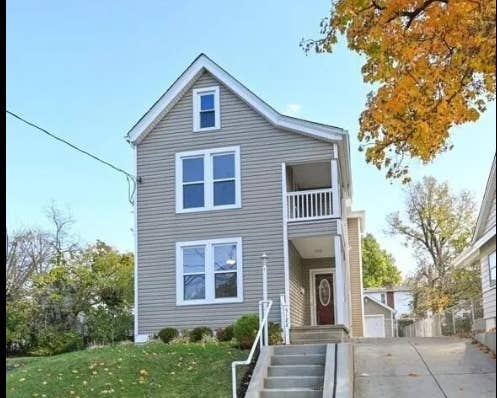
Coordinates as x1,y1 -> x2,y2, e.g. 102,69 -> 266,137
284,103 -> 302,117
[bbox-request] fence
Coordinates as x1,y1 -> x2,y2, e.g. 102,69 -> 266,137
402,296 -> 484,337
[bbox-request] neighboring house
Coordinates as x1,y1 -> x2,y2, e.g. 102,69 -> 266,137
126,54 -> 366,343
363,295 -> 396,338
453,155 -> 496,332
363,286 -> 414,319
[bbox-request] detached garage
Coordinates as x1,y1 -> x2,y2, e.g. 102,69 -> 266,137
363,295 -> 396,338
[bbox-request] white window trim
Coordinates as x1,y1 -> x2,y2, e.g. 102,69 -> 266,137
193,86 -> 220,132
489,251 -> 496,286
176,237 -> 243,306
175,146 -> 241,213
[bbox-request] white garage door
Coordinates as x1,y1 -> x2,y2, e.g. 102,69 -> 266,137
365,315 -> 386,337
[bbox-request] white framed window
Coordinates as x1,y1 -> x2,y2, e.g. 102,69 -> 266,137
176,237 -> 243,305
380,293 -> 386,304
489,251 -> 496,286
193,86 -> 220,132
175,146 -> 241,213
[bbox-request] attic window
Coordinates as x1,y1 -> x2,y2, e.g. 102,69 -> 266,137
193,86 -> 220,132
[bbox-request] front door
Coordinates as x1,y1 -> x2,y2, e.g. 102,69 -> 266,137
315,274 -> 334,325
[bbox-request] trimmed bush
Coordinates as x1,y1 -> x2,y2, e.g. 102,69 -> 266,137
158,327 -> 179,344
189,327 -> 213,342
216,325 -> 234,342
268,322 -> 282,345
233,314 -> 259,349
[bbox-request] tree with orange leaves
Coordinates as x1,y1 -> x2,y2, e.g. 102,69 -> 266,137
302,0 -> 496,182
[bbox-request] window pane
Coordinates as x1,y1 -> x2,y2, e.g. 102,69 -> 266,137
490,252 -> 496,283
184,275 -> 205,300
215,272 -> 237,298
183,246 -> 205,273
200,111 -> 215,128
182,157 -> 204,182
183,183 -> 204,208
200,94 -> 215,110
214,244 -> 237,271
213,154 -> 235,179
214,180 -> 235,206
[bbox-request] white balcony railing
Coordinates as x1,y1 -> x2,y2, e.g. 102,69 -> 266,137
286,188 -> 337,221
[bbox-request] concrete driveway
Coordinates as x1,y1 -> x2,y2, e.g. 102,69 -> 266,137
354,337 -> 496,398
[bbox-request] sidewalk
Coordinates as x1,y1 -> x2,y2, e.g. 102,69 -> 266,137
354,337 -> 496,398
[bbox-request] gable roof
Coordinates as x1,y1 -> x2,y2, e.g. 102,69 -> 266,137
364,294 -> 397,314
125,53 -> 352,196
473,155 -> 496,243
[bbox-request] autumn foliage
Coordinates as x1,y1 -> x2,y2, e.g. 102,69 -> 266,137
303,0 -> 496,182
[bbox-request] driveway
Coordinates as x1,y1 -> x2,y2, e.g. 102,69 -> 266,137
353,337 -> 496,398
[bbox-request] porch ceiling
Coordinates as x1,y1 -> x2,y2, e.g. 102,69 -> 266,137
291,236 -> 335,258
291,162 -> 331,190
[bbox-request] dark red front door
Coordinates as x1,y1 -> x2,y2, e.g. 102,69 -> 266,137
315,274 -> 334,325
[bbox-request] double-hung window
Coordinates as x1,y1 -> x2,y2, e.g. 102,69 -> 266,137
193,86 -> 220,131
176,146 -> 241,213
489,251 -> 496,286
176,238 -> 243,305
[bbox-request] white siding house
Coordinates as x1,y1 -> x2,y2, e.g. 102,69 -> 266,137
453,155 -> 496,331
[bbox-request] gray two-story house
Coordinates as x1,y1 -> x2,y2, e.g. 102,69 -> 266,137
126,54 -> 365,344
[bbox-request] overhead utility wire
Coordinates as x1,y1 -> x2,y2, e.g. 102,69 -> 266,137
6,109 -> 138,205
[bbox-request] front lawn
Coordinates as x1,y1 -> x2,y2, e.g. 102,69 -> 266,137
7,342 -> 246,398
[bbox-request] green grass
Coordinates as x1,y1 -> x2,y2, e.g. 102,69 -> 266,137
6,342 -> 247,398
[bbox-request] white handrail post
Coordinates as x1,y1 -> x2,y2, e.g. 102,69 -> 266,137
261,252 -> 269,346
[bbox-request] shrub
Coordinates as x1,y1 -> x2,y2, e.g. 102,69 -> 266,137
31,329 -> 84,356
216,325 -> 234,342
170,334 -> 190,345
268,322 -> 282,345
233,314 -> 259,349
200,334 -> 218,345
6,300 -> 35,355
189,327 -> 213,342
85,306 -> 133,345
158,327 -> 179,344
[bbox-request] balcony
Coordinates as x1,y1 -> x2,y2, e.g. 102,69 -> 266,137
284,160 -> 340,222
287,188 -> 337,221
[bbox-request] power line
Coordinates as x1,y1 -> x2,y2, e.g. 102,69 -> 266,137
6,109 -> 138,205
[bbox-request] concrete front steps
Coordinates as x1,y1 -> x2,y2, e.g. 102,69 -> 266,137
260,344 -> 326,398
290,325 -> 348,344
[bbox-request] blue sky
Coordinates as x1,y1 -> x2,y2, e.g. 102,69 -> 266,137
7,0 -> 496,278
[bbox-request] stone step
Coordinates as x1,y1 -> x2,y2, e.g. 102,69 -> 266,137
268,364 -> 324,377
264,376 -> 324,389
290,331 -> 343,341
271,354 -> 325,366
260,389 -> 323,398
273,344 -> 326,356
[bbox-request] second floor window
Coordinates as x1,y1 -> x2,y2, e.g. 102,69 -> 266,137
193,86 -> 220,131
176,146 -> 241,213
380,293 -> 386,304
489,251 -> 496,286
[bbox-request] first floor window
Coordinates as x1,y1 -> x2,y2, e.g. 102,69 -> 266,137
177,238 -> 243,305
489,251 -> 496,286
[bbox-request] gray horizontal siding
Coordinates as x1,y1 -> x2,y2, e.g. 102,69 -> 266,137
287,219 -> 339,239
136,71 -> 336,333
289,243 -> 305,327
480,239 -> 496,320
484,195 -> 496,233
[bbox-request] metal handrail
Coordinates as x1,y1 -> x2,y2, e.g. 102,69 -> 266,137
231,299 -> 273,398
